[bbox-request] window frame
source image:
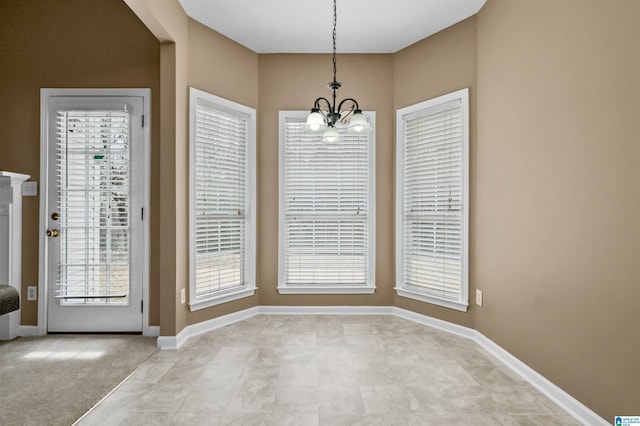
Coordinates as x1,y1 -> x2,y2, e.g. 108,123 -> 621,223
278,110 -> 376,294
188,87 -> 256,311
395,88 -> 469,312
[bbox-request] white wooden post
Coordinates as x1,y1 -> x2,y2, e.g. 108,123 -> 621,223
0,171 -> 30,340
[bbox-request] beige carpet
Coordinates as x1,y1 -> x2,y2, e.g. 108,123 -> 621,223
0,334 -> 157,426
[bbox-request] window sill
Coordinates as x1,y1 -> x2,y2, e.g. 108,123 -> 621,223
278,285 -> 376,295
189,286 -> 256,312
395,287 -> 468,312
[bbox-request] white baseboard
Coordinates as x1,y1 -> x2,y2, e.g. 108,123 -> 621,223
156,333 -> 181,351
259,305 -> 393,315
145,326 -> 160,337
473,333 -> 608,426
156,305 -> 606,425
157,306 -> 260,350
392,307 -> 476,340
18,325 -> 39,337
392,306 -> 606,425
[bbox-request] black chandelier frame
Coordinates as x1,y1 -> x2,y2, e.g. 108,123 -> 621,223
307,0 -> 367,129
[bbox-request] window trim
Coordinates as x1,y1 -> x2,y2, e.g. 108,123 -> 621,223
395,88 -> 469,312
188,87 -> 257,311
278,110 -> 376,295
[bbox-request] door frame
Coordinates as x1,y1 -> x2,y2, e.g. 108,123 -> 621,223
38,88 -> 152,336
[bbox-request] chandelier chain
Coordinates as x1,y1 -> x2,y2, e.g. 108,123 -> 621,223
332,0 -> 337,83
305,0 -> 370,138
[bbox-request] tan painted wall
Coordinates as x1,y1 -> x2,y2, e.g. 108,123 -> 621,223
188,20 -> 259,110
185,20 -> 260,325
393,16 -> 478,329
158,40 -> 180,335
104,3 -> 262,333
476,0 -> 640,418
257,54 -> 395,306
0,0 -> 161,326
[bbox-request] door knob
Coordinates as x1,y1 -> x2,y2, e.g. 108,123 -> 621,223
46,229 -> 59,237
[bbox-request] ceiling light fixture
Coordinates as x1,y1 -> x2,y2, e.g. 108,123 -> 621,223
305,0 -> 372,143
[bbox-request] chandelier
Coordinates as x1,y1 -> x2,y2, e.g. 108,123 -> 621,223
305,0 -> 372,143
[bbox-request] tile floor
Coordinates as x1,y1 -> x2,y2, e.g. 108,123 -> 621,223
78,315 -> 581,425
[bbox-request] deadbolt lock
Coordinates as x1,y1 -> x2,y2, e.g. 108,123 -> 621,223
51,212 -> 60,221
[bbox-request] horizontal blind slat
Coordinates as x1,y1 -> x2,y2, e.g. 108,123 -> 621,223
283,117 -> 371,286
402,102 -> 464,300
55,109 -> 131,304
192,100 -> 250,300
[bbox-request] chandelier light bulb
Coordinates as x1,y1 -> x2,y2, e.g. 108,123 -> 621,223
347,110 -> 372,134
322,128 -> 341,144
305,110 -> 326,133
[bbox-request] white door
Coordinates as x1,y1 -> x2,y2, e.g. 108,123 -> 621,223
43,93 -> 146,332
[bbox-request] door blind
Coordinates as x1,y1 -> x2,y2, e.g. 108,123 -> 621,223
282,118 -> 370,286
193,102 -> 248,299
56,110 -> 130,304
402,101 -> 463,300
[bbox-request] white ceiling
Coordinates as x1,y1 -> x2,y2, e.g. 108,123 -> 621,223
178,0 -> 487,54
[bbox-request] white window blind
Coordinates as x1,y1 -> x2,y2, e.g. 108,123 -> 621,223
396,89 -> 469,312
56,109 -> 130,305
189,88 -> 256,310
279,112 -> 375,294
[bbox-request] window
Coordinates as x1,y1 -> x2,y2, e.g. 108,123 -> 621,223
189,88 -> 256,310
396,88 -> 469,312
279,111 -> 375,294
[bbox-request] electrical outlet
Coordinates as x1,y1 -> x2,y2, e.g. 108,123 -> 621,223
22,181 -> 38,196
476,289 -> 483,306
27,286 -> 37,301
181,288 -> 186,305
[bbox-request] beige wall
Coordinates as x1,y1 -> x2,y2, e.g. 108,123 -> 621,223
476,0 -> 640,418
186,19 -> 260,325
393,16 -> 478,329
188,20 -> 259,110
257,54 -> 394,306
0,0 -> 161,326
125,3 -> 261,332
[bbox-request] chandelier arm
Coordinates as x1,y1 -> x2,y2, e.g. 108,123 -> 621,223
337,98 -> 360,114
305,0 -> 367,138
313,97 -> 334,116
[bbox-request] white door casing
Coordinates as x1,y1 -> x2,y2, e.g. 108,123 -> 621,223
39,89 -> 150,334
